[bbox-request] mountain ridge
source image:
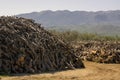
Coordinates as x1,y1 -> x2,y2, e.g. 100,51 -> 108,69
17,10 -> 120,27
16,10 -> 120,35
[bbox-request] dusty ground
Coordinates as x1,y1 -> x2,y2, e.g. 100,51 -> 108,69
0,61 -> 120,80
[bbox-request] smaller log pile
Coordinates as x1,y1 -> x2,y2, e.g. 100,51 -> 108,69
74,41 -> 120,63
0,16 -> 84,74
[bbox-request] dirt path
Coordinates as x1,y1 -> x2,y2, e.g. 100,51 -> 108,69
1,61 -> 120,80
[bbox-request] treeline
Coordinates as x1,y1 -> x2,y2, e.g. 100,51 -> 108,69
49,30 -> 120,42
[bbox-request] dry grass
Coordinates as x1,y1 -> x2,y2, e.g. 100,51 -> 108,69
1,61 -> 120,80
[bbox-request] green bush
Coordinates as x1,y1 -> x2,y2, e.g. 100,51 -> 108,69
48,30 -> 120,42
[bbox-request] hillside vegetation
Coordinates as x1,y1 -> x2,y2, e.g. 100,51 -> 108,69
48,24 -> 120,36
48,30 -> 120,42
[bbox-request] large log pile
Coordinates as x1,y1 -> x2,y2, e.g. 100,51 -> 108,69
0,16 -> 84,74
74,41 -> 120,63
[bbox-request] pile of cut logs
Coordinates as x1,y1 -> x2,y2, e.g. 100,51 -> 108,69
74,41 -> 120,63
0,16 -> 84,74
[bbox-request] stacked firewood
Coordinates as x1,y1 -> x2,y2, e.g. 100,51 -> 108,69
0,16 -> 84,74
74,41 -> 120,63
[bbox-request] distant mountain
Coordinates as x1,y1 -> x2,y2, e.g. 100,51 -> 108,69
17,10 -> 120,27
16,10 -> 120,36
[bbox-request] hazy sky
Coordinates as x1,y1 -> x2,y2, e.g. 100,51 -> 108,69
0,0 -> 120,16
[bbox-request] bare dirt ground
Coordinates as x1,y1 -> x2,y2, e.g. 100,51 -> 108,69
1,61 -> 120,80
